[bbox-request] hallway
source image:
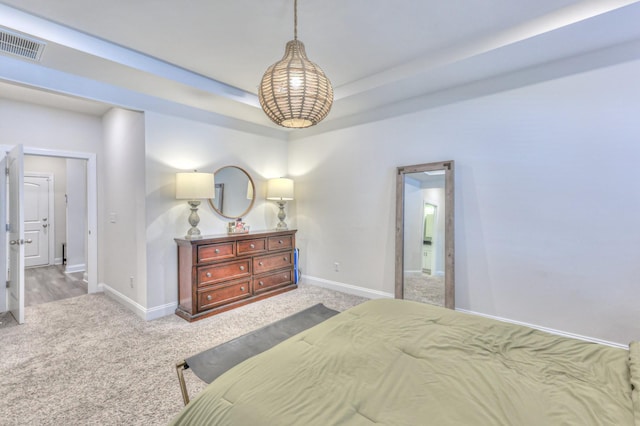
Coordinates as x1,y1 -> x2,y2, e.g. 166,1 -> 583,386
25,265 -> 86,307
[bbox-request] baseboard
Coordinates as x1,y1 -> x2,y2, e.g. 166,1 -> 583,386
99,283 -> 177,321
455,308 -> 627,349
146,301 -> 179,321
65,263 -> 85,274
301,276 -> 624,348
302,275 -> 394,300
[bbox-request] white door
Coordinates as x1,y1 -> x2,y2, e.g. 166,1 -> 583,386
7,145 -> 25,324
24,175 -> 50,267
0,154 -> 7,312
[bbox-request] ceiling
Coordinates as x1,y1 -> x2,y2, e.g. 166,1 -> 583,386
0,0 -> 639,137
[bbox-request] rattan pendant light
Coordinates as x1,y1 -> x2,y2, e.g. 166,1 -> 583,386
258,0 -> 333,128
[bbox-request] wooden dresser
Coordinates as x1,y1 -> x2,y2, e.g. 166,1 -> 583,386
175,229 -> 297,322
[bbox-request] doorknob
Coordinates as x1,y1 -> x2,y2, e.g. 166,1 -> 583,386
9,239 -> 30,245
25,239 -> 33,244
42,224 -> 48,228
9,240 -> 18,245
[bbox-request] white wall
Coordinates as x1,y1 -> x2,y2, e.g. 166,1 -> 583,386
423,187 -> 445,275
101,108 -> 147,307
2,54 -> 637,346
66,158 -> 87,272
143,112 -> 288,312
404,179 -> 423,272
0,99 -> 101,275
0,100 -> 102,153
290,59 -> 640,345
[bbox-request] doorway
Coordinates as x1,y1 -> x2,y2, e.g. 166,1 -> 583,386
1,145 -> 98,323
23,155 -> 88,307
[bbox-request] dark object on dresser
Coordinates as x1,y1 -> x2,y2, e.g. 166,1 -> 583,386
175,229 -> 297,322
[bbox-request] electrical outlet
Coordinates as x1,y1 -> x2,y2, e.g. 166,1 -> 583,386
129,276 -> 134,288
334,262 -> 340,272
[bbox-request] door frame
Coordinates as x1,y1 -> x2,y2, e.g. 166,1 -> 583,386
0,154 -> 6,312
0,145 -> 98,295
24,172 -> 55,267
7,144 -> 25,323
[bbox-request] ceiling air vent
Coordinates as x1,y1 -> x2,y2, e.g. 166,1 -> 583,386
0,28 -> 46,61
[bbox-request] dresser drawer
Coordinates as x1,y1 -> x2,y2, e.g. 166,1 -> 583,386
268,235 -> 293,251
237,238 -> 267,255
198,259 -> 251,286
198,280 -> 250,311
253,251 -> 293,275
176,230 -> 297,322
198,242 -> 235,263
254,269 -> 293,294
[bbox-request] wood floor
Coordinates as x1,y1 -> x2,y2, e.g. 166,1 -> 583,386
25,265 -> 87,307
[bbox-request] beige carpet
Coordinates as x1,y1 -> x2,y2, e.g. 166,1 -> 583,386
0,284 -> 366,425
403,272 -> 445,306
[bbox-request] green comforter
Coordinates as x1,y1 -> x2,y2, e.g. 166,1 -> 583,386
171,299 -> 637,425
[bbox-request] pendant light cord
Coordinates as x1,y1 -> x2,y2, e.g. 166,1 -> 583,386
294,0 -> 298,40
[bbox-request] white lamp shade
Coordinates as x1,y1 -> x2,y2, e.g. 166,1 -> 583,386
266,178 -> 294,201
175,172 -> 215,200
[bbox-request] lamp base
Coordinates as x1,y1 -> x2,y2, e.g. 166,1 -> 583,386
275,222 -> 288,231
275,201 -> 288,230
185,200 -> 204,239
184,229 -> 203,240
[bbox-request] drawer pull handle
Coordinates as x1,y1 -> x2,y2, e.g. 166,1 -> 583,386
278,240 -> 283,244
259,281 -> 264,286
206,272 -> 212,278
259,262 -> 263,266
284,274 -> 289,279
207,295 -> 213,301
241,286 -> 246,291
284,257 -> 288,261
215,248 -> 220,254
250,244 -> 255,248
240,266 -> 245,271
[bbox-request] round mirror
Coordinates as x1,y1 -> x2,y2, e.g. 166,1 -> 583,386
208,166 -> 256,219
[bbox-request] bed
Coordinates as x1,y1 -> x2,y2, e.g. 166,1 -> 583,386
170,299 -> 639,425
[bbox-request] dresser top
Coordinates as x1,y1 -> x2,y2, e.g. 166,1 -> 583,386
175,229 -> 296,245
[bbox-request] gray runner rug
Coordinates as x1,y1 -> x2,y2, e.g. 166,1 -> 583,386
185,303 -> 339,384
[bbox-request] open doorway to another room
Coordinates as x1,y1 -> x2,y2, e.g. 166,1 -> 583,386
23,154 -> 88,307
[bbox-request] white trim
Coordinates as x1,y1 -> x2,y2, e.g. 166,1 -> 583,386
100,282 -> 177,321
146,302 -> 179,321
100,283 -> 146,320
455,308 -> 627,349
0,154 -> 6,313
302,275 -> 394,300
0,3 -> 257,108
302,274 -> 625,349
53,257 -> 63,265
64,263 -> 85,274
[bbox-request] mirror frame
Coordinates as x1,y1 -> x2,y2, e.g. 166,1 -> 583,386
207,166 -> 256,220
395,160 -> 455,309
